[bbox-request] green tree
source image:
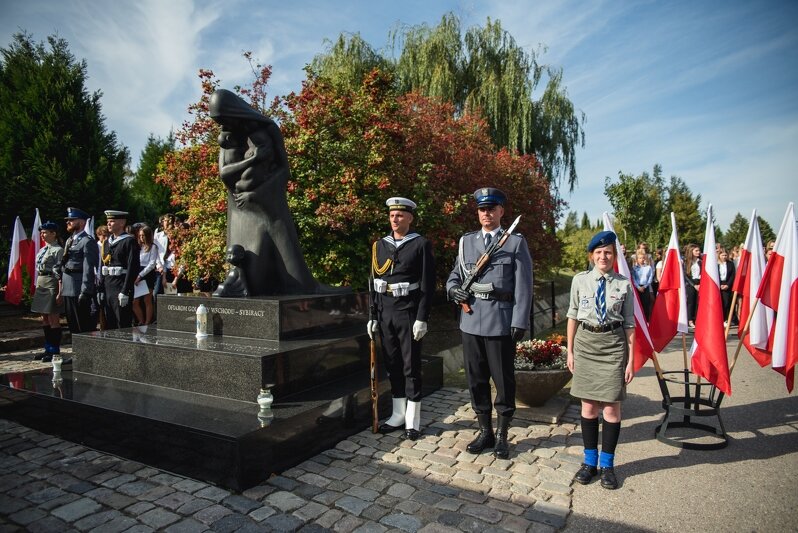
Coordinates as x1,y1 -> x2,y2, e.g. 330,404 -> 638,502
557,227 -> 594,271
604,167 -> 665,248
580,211 -> 591,230
723,213 -> 748,250
562,211 -> 578,234
0,32 -> 129,275
128,132 -> 176,224
312,13 -> 585,192
758,217 -> 776,247
666,177 -> 704,247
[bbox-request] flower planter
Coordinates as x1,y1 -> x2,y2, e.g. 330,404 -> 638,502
515,369 -> 572,407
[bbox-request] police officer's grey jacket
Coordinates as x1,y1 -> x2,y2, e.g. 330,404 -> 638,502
57,231 -> 98,297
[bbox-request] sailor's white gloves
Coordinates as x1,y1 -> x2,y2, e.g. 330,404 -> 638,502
118,293 -> 130,307
367,320 -> 378,339
413,320 -> 428,341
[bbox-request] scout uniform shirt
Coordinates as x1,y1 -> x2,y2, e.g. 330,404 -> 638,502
567,269 -> 635,329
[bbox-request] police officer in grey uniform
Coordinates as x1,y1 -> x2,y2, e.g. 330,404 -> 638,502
446,188 -> 533,459
56,207 -> 99,334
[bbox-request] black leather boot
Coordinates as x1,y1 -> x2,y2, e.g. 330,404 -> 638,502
466,413 -> 495,454
494,414 -> 511,459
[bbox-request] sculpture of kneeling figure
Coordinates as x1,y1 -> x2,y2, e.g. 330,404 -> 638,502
213,245 -> 249,298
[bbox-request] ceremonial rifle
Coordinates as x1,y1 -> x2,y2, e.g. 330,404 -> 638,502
459,215 -> 522,314
368,274 -> 379,433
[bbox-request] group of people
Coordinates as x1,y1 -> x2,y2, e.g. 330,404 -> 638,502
369,188 -> 631,489
29,208 -> 190,363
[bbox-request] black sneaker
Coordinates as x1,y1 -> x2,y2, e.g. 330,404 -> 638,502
600,467 -> 618,489
574,464 -> 598,485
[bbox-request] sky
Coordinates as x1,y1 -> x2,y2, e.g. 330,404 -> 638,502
2,0 -> 797,233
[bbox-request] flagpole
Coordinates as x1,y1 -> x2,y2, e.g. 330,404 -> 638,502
729,298 -> 760,375
724,291 -> 739,340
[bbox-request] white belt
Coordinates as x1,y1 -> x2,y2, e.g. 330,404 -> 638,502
101,266 -> 128,276
373,279 -> 420,297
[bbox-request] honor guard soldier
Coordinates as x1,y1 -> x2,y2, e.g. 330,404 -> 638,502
368,197 -> 435,440
56,208 -> 99,335
567,231 -> 635,490
446,188 -> 533,458
99,210 -> 140,329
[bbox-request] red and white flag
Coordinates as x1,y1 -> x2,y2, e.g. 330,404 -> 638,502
5,217 -> 29,306
756,202 -> 798,392
733,210 -> 773,366
602,212 -> 654,371
29,208 -> 43,290
690,204 -> 731,395
649,212 -> 689,352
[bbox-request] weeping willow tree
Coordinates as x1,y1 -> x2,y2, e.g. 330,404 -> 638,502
311,12 -> 585,193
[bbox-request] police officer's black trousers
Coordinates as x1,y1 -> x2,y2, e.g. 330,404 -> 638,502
64,296 -> 96,333
462,332 -> 516,417
378,308 -> 422,402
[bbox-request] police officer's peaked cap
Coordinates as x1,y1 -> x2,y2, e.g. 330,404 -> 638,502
64,207 -> 89,220
587,230 -> 617,252
386,197 -> 416,212
104,210 -> 129,220
39,221 -> 58,231
473,187 -> 507,208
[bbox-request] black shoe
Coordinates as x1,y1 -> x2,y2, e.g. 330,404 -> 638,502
41,354 -> 53,363
34,351 -> 49,361
574,464 -> 598,485
404,429 -> 421,441
378,422 -> 404,434
600,467 -> 618,489
61,357 -> 72,366
466,413 -> 495,454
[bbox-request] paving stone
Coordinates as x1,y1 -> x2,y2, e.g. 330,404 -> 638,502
154,491 -> 195,511
379,513 -> 422,532
344,486 -> 380,502
8,506 -> 47,526
139,484 -> 176,502
249,505 -> 278,521
25,515 -> 69,532
386,483 -> 415,498
298,473 -> 332,488
410,490 -> 443,505
351,521 -> 387,533
322,466 -> 351,481
433,498 -> 462,512
208,513 -> 259,532
125,501 -> 156,515
261,512 -> 306,532
24,487 -> 66,505
315,508 -> 344,528
417,523 -> 460,533
312,490 -> 343,506
336,440 -> 360,453
269,476 -> 301,491
175,498 -> 214,516
163,518 -> 210,532
193,485 -> 231,502
460,503 -> 502,524
116,480 -> 159,497
172,478 -> 210,494
37,492 -> 81,511
300,523 -> 334,533
137,507 -> 181,529
193,504 -> 233,525
73,509 -> 121,531
538,481 -> 572,496
334,495 -> 370,516
293,501 -> 329,521
50,497 -> 103,522
222,494 -> 261,514
360,503 -> 390,521
333,514 -> 364,533
267,491 -> 308,513
394,500 -> 422,514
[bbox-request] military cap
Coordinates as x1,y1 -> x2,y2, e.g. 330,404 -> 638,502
386,197 -> 417,212
65,207 -> 90,220
473,187 -> 507,208
104,210 -> 129,220
39,221 -> 58,232
587,230 -> 617,252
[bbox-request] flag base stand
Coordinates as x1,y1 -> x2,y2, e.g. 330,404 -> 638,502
654,369 -> 728,450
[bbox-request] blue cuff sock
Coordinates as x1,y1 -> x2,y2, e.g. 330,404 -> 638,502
584,448 -> 598,467
599,451 -> 615,468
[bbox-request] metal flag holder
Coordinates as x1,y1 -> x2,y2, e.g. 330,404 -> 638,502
654,368 -> 728,450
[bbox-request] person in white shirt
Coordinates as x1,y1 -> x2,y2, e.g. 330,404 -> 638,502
153,214 -> 171,297
132,225 -> 162,325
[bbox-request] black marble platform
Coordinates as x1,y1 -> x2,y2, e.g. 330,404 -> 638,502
0,355 -> 443,490
73,326 -> 370,402
157,293 -> 366,340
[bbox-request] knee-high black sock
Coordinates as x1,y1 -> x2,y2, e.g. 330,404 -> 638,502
602,420 -> 621,455
42,325 -> 52,352
581,416 -> 599,466
51,327 -> 62,353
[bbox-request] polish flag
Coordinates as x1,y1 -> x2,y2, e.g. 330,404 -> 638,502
756,202 -> 798,392
29,208 -> 43,290
602,212 -> 654,371
732,210 -> 773,366
649,212 -> 689,352
690,204 -> 731,395
5,217 -> 29,306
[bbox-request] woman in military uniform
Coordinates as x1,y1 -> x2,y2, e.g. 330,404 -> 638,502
566,230 -> 635,490
30,221 -> 65,362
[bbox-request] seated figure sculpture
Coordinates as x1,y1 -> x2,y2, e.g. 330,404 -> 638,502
213,245 -> 249,298
209,88 -> 348,297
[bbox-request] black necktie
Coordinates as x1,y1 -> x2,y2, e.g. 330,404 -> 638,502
485,233 -> 492,249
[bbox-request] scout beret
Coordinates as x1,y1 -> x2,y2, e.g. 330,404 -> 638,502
104,210 -> 129,220
65,207 -> 89,220
386,197 -> 416,212
39,221 -> 58,231
474,187 -> 506,207
587,230 -> 617,252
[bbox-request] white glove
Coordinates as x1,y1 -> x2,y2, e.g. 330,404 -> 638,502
412,320 -> 428,341
367,320 -> 378,339
118,293 -> 130,307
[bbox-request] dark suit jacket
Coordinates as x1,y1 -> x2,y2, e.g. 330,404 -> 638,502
718,260 -> 735,291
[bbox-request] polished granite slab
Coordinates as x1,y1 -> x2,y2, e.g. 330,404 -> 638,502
0,354 -> 444,490
157,293 -> 367,340
72,326 -> 370,402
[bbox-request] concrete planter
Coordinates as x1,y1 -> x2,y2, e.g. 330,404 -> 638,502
515,369 -> 571,407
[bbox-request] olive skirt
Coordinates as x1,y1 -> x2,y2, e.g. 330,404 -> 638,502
570,325 -> 629,402
30,279 -> 63,315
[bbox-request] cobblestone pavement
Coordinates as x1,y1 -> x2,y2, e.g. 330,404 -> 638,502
0,388 -> 581,532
